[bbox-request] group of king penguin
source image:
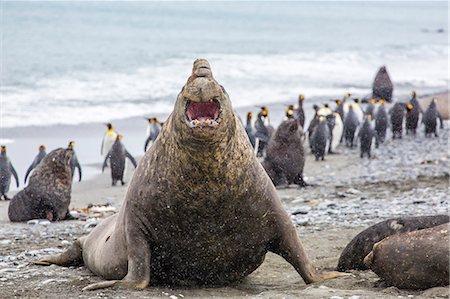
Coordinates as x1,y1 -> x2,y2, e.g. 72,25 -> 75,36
0,117 -> 163,200
0,88 -> 444,200
244,90 -> 444,162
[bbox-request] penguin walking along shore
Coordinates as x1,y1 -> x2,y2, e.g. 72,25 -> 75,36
262,118 -> 307,187
254,106 -> 273,157
358,116 -> 375,158
310,116 -> 330,161
389,102 -> 406,139
144,118 -> 162,152
405,91 -> 422,136
423,99 -> 442,137
100,123 -> 118,163
102,135 -> 137,186
245,112 -> 256,148
374,100 -> 388,147
24,145 -> 47,183
0,146 -> 19,200
67,141 -> 82,182
295,94 -> 306,127
344,106 -> 360,148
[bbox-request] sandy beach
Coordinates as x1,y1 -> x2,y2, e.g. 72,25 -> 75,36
0,118 -> 448,298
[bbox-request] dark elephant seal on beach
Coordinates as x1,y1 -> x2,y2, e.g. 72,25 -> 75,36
36,59 -> 346,291
337,215 -> 449,271
372,65 -> 393,102
8,148 -> 74,222
262,119 -> 307,187
364,223 -> 449,289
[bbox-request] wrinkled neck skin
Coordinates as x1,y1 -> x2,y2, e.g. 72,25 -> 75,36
160,95 -> 244,175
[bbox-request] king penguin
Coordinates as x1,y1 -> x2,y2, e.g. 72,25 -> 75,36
295,94 -> 306,127
0,145 -> 19,200
102,135 -> 137,186
144,118 -> 162,152
245,112 -> 256,148
67,141 -> 82,182
24,145 -> 47,183
101,123 -> 118,163
330,112 -> 343,152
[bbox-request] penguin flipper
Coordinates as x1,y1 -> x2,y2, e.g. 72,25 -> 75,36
74,159 -> 82,182
10,163 -> 19,188
24,161 -> 36,183
102,154 -> 110,173
125,151 -> 137,168
144,135 -> 152,152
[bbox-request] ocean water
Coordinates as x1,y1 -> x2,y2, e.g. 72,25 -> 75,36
1,1 -> 448,128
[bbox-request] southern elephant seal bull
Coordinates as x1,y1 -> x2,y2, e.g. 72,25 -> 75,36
36,59 -> 346,290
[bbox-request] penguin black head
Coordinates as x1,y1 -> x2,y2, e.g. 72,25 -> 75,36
154,117 -> 159,123
146,118 -> 154,123
411,91 -> 416,98
406,104 -> 413,111
39,145 -> 46,151
117,135 -> 123,141
68,141 -> 75,149
246,112 -> 253,118
313,104 -> 319,111
353,98 -> 360,103
378,99 -> 384,104
335,99 -> 342,105
299,94 -> 305,101
0,145 -> 6,153
370,99 -> 376,104
324,104 -> 330,108
286,109 -> 294,119
261,106 -> 268,117
105,123 -> 113,130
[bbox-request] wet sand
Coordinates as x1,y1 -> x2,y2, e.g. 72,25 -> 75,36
0,121 -> 448,298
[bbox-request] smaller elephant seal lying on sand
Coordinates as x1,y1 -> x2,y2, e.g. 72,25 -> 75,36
8,148 -> 74,222
36,59 -> 347,291
364,223 -> 449,289
262,118 -> 307,187
337,215 -> 449,271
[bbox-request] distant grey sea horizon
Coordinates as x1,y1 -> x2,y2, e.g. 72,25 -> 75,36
1,1 -> 448,128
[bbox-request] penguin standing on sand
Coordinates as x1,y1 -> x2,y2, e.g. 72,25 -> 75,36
67,141 -> 82,182
254,106 -> 272,157
335,99 -> 345,122
245,112 -> 256,148
0,146 -> 19,200
24,145 -> 47,183
389,102 -> 406,139
310,116 -> 330,161
422,99 -> 442,137
405,91 -> 422,136
352,98 -> 364,124
144,118 -> 162,152
330,112 -> 344,152
295,94 -> 306,127
358,116 -> 375,158
374,99 -> 388,147
307,104 -> 321,148
101,123 -> 118,161
102,135 -> 137,186
344,106 -> 360,148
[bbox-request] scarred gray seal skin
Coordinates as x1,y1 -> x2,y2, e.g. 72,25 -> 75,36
337,215 -> 450,272
364,223 -> 449,290
8,148 -> 73,222
36,59 -> 346,291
